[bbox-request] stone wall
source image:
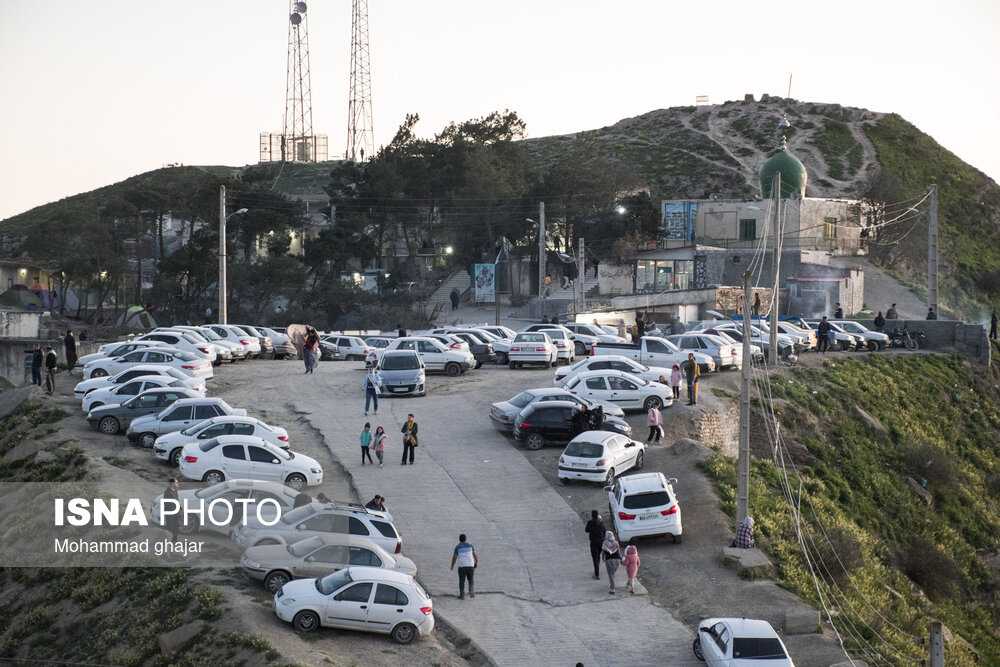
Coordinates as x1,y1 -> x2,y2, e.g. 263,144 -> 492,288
859,319 -> 990,365
0,311 -> 41,339
0,339 -> 103,386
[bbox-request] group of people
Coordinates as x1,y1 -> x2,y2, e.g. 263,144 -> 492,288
571,405 -> 605,434
585,511 -> 641,595
25,330 -> 77,396
355,411 -> 419,467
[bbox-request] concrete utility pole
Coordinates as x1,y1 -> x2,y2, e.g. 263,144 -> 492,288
928,184 -> 938,317
737,270 -> 752,525
770,171 -> 781,365
578,237 -> 585,314
219,186 -> 227,325
538,202 -> 546,303
928,619 -> 944,667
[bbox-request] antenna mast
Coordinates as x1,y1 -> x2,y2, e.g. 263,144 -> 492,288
283,1 -> 316,162
347,0 -> 375,162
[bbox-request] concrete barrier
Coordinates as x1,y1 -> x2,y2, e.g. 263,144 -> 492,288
0,338 -> 104,387
858,319 -> 990,365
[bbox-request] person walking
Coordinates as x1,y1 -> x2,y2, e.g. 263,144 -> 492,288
163,478 -> 180,540
64,330 -> 77,373
372,426 -> 386,468
752,293 -> 761,317
360,423 -> 374,465
400,414 -> 418,464
43,345 -> 58,395
991,309 -> 998,340
365,494 -> 386,511
362,366 -> 383,416
397,323 -> 407,339
817,316 -> 832,353
592,256 -> 600,279
885,303 -> 898,320
873,311 -> 886,331
601,530 -> 622,594
617,318 -> 627,341
27,343 -> 43,386
450,533 -> 478,599
584,510 -> 606,580
303,327 -> 319,374
834,302 -> 844,318
646,403 -> 663,444
623,545 -> 641,594
449,287 -> 460,311
926,307 -> 937,320
670,364 -> 682,400
681,352 -> 700,405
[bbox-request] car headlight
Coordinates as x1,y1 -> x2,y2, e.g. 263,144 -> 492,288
280,597 -> 297,606
244,558 -> 261,569
310,468 -> 321,474
412,376 -> 422,383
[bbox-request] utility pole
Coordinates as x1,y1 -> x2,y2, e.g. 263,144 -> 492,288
577,237 -> 585,314
737,270 -> 752,525
538,202 -> 546,305
928,184 -> 938,317
769,171 -> 781,365
218,186 -> 227,325
928,619 -> 944,667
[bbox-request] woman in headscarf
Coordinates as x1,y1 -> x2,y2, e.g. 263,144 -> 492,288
732,515 -> 755,548
617,318 -> 628,341
601,530 -> 622,594
623,544 -> 641,594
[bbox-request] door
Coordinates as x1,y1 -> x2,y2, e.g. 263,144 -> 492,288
367,584 -> 409,632
609,376 -> 642,408
160,405 -> 194,433
220,444 -> 252,478
617,435 -> 640,469
248,445 -> 284,482
299,544 -> 347,578
643,339 -> 675,366
417,340 -> 445,370
126,393 -> 166,422
580,375 -> 609,402
197,422 -> 229,440
327,582 -> 373,629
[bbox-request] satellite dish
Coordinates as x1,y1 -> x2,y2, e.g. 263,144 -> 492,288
295,2 -> 307,12
290,12 -> 302,24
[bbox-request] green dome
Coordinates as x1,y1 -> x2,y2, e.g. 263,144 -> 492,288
759,150 -> 807,198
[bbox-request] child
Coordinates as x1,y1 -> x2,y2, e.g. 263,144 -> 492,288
623,545 -> 640,593
670,364 -> 682,400
360,423 -> 373,465
646,405 -> 663,444
373,426 -> 386,468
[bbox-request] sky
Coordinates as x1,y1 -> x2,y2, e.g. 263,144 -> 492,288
1,0 -> 998,220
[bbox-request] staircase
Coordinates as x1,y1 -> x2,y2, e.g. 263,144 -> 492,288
544,273 -> 599,300
428,269 -> 471,310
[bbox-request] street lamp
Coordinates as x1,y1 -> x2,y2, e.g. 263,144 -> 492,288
218,185 -> 248,325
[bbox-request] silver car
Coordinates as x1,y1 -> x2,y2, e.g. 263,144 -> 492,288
150,479 -> 302,535
490,387 -> 624,432
377,350 -> 426,397
232,501 -> 401,554
126,397 -> 248,447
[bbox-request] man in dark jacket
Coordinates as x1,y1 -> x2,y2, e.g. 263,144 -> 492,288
926,308 -> 937,320
873,311 -> 886,331
817,317 -> 832,353
44,346 -> 57,394
64,330 -> 77,372
635,316 -> 645,339
834,302 -> 844,319
681,352 -> 700,405
584,510 -> 606,579
27,343 -> 43,386
991,310 -> 998,340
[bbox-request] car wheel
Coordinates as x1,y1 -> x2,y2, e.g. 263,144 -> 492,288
605,466 -> 616,484
643,396 -> 662,411
524,433 -> 545,451
509,361 -> 517,370
446,362 -> 461,377
474,361 -> 483,369
574,341 -> 586,356
89,401 -> 104,410
693,637 -> 705,661
264,570 -> 291,593
170,448 -> 183,467
98,416 -> 120,435
635,451 -> 645,470
496,352 -> 508,365
90,368 -> 108,378
867,340 -> 878,352
293,610 -> 320,633
177,520 -> 196,535
391,622 -> 418,645
560,476 -> 571,485
264,350 -> 275,360
138,432 -> 156,448
673,533 -> 683,544
202,470 -> 225,484
285,473 -> 307,490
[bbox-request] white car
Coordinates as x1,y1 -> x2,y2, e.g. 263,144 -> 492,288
154,416 -> 290,466
137,330 -> 217,364
160,327 -> 232,363
81,374 -> 194,413
693,617 -> 794,666
233,501 -> 400,552
564,370 -> 673,411
557,431 -> 646,484
179,435 -> 323,489
176,325 -> 245,361
666,333 -> 739,370
520,323 -> 594,357
478,325 -> 518,341
771,321 -> 816,350
831,320 -> 890,351
207,324 -> 261,358
554,355 -> 673,388
126,397 -> 248,447
74,364 -> 206,399
508,332 -> 557,369
150,479 -> 302,536
366,337 -> 473,376
273,566 -> 434,644
563,322 -> 628,344
607,472 -> 682,543
363,336 -> 395,366
83,347 -> 214,380
74,340 -> 171,370
323,335 -> 372,361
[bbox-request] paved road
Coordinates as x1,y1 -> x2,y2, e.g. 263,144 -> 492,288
238,360 -> 700,666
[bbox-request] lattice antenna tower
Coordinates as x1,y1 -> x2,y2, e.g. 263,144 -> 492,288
283,1 -> 315,162
346,0 -> 374,162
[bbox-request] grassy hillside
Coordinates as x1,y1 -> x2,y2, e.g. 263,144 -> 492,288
704,351 -> 1000,665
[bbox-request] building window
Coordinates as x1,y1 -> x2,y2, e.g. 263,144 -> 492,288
823,217 -> 838,240
739,219 -> 757,241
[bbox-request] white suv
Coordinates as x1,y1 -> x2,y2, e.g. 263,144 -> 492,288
607,472 -> 682,543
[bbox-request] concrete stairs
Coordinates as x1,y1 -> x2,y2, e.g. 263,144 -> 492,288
428,269 -> 471,309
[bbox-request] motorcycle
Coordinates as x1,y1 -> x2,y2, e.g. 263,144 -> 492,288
889,326 -> 918,350
911,329 -> 928,349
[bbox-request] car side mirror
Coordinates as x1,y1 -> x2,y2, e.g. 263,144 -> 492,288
603,485 -> 613,492
305,556 -> 315,563
625,441 -> 634,448
271,459 -> 280,465
668,477 -> 678,485
296,524 -> 305,530
698,626 -> 710,634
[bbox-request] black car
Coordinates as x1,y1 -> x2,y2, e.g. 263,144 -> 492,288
446,331 -> 496,368
318,340 -> 340,361
512,400 -> 632,451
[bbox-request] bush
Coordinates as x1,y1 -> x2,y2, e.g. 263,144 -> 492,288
899,537 -> 961,600
194,586 -> 225,621
905,441 -> 957,488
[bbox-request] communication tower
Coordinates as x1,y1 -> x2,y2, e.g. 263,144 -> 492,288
282,1 -> 318,162
346,0 -> 374,162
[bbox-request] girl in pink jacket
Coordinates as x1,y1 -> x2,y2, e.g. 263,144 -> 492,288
646,405 -> 663,443
670,364 -> 682,400
623,545 -> 640,593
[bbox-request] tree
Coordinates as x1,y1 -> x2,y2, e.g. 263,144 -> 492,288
856,169 -> 921,269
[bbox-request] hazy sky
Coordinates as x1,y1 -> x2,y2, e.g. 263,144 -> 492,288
1,0 -> 997,220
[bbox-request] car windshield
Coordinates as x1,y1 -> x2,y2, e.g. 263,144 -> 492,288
564,442 -> 604,458
198,328 -> 222,341
732,637 -> 787,660
542,329 -> 565,340
622,491 -> 671,510
316,568 -> 352,595
288,535 -> 325,557
194,482 -> 229,498
280,505 -> 315,525
516,334 -> 544,343
182,421 -> 211,436
382,355 -> 420,370
507,391 -> 534,409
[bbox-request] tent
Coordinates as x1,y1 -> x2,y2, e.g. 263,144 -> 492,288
116,306 -> 158,330
0,286 -> 42,309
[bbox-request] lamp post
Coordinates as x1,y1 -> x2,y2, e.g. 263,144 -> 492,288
218,185 -> 247,325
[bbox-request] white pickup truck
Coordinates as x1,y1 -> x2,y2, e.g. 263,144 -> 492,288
591,336 -> 715,372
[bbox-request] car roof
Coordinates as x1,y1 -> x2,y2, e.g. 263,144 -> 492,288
527,387 -> 570,397
138,386 -> 196,395
524,400 -> 579,411
346,565 -> 411,585
201,434 -> 270,447
617,472 -> 669,494
568,431 -> 616,445
382,349 -> 420,356
582,355 -> 634,364
574,369 -> 645,382
170,397 -> 226,406
700,617 -> 780,638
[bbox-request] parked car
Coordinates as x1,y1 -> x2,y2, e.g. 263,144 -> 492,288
804,320 -> 863,351
273,566 -> 434,644
323,335 -> 372,361
554,355 -> 673,388
162,326 -> 234,363
607,472 -> 682,543
318,339 -> 341,361
74,365 -> 206,400
232,325 -> 274,358
702,328 -> 765,364
831,320 -> 890,351
376,350 -> 426,397
150,479 -> 301,535
434,327 -> 511,365
259,327 -> 298,359
563,370 -> 673,411
126,397 -> 248,447
490,387 -> 624,432
477,325 -> 518,342
512,400 -> 632,450
363,336 -> 395,367
206,324 -> 261,358
154,415 -> 290,466
366,337 -> 473,376
81,374 -> 193,413
709,322 -> 795,359
178,325 -> 245,361
243,534 -> 417,593
771,321 -> 817,350
74,340 -> 171,371
665,333 -> 739,370
429,329 -> 495,368
137,331 -> 217,364
179,435 -> 323,489
563,322 -> 628,344
520,323 -> 598,356
693,618 -> 794,666
232,501 -> 400,553
557,431 -> 645,485
83,347 -> 213,380
507,332 -> 557,369
591,336 -> 713,372
86,387 -> 201,435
